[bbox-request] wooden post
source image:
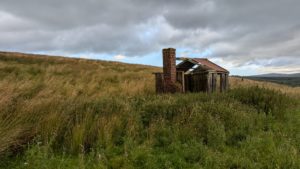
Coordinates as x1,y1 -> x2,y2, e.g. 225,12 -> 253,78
181,72 -> 185,93
176,71 -> 185,93
206,73 -> 211,93
220,73 -> 224,92
225,73 -> 229,90
211,73 -> 217,92
184,74 -> 189,92
221,73 -> 230,92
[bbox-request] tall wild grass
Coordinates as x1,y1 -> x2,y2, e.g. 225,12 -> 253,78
0,53 -> 299,168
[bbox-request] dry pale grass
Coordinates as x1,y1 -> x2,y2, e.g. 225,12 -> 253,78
0,52 -> 160,155
230,77 -> 300,98
0,51 -> 299,158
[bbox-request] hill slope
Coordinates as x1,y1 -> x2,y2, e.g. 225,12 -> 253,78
251,73 -> 300,77
243,73 -> 300,87
0,52 -> 299,169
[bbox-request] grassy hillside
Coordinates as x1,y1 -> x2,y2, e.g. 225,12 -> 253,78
0,52 -> 299,169
245,76 -> 300,87
230,76 -> 300,98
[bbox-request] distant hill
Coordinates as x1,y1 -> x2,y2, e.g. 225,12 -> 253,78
250,73 -> 300,78
246,73 -> 300,87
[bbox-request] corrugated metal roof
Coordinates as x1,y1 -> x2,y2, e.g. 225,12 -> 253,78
192,58 -> 229,73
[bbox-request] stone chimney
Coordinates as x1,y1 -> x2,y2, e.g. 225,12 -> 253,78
162,48 -> 176,92
163,48 -> 176,83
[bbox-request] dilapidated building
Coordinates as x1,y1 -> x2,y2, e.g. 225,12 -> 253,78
154,48 -> 229,93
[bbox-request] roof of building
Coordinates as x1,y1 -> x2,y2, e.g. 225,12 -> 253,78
176,57 -> 229,73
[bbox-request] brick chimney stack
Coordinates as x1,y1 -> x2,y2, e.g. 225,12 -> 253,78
163,48 -> 176,92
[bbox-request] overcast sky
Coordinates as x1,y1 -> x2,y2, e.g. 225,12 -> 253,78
0,0 -> 299,75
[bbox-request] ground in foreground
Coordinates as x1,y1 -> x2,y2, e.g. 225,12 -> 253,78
0,52 -> 299,169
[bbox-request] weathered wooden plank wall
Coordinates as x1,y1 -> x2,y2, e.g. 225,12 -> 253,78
176,71 -> 185,92
191,72 -> 208,92
220,74 -> 228,92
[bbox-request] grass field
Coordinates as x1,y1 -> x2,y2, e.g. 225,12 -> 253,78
0,52 -> 299,169
230,76 -> 300,98
244,76 -> 300,87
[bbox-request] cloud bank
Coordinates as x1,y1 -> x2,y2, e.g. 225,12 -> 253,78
0,0 -> 299,74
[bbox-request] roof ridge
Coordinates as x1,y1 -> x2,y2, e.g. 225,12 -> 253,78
191,58 -> 229,73
205,59 -> 226,69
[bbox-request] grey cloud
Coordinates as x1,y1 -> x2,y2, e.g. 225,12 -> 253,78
0,0 -> 299,74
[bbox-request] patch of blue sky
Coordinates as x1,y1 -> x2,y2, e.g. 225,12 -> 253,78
115,52 -> 162,66
29,50 -> 257,75
176,47 -> 213,58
